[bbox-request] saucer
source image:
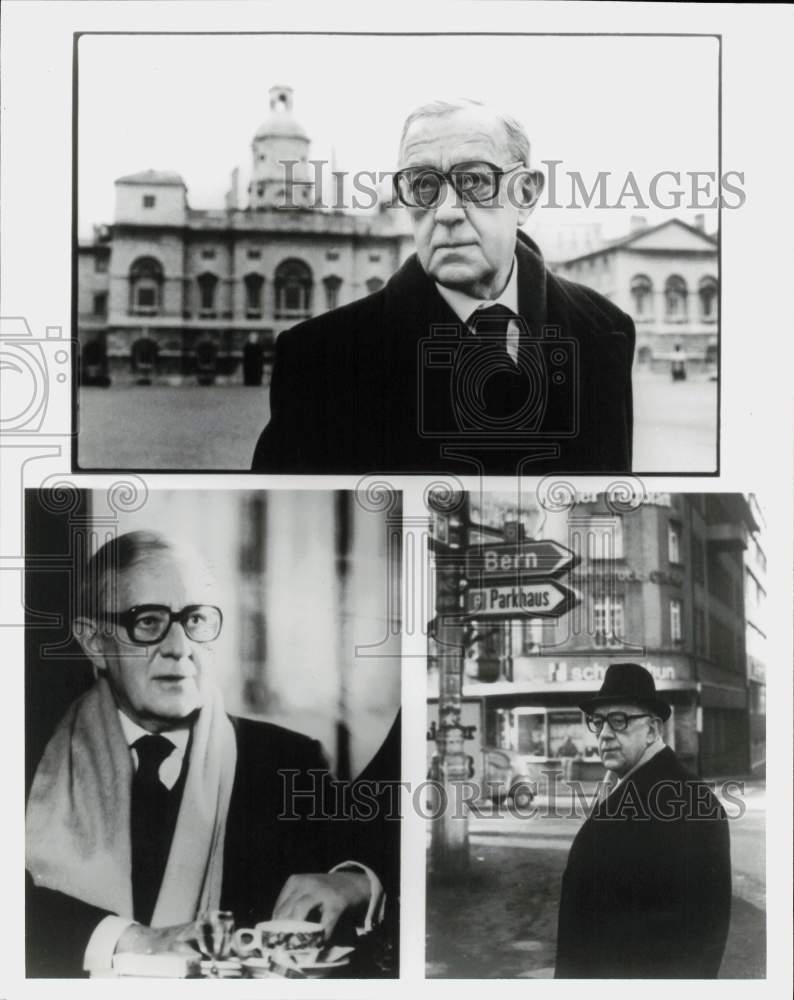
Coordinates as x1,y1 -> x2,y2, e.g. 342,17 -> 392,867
242,947 -> 354,979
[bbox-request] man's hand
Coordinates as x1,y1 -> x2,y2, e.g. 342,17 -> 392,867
272,872 -> 370,937
114,921 -> 200,956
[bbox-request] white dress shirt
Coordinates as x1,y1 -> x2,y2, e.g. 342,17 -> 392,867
434,256 -> 521,364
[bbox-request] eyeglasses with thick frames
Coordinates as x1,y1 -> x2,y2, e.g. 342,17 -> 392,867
100,604 -> 223,645
393,160 -> 525,209
585,712 -> 653,734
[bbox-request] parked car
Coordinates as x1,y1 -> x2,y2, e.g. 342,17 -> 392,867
480,747 -> 562,809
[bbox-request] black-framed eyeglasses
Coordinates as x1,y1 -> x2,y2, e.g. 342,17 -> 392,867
585,712 -> 652,734
393,160 -> 525,209
100,604 -> 223,645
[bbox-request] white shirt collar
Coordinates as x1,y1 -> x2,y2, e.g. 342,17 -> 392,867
434,256 -> 518,325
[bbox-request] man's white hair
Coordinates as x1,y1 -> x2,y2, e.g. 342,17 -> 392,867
398,98 -> 531,166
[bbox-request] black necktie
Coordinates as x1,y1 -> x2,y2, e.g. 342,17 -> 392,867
131,734 -> 174,925
467,304 -> 529,420
469,303 -> 516,341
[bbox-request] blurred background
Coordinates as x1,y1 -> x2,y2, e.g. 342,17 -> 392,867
25,487 -> 401,787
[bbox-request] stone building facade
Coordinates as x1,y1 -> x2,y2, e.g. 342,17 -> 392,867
554,217 -> 719,373
77,85 -> 413,385
428,492 -> 761,779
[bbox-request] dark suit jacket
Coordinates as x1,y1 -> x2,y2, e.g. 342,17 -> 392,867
252,231 -> 635,474
555,746 -> 732,979
26,715 -> 400,978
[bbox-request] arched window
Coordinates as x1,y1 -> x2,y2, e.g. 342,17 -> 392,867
274,258 -> 313,319
323,275 -> 342,311
366,277 -> 384,294
244,273 -> 264,317
129,256 -> 164,315
698,276 -> 718,322
630,274 -> 653,318
197,272 -> 219,317
665,275 -> 688,321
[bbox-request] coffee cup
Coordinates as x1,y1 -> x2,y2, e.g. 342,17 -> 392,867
233,919 -> 324,963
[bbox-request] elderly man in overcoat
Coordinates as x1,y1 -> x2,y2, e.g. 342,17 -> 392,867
252,98 -> 635,475
555,662 -> 732,978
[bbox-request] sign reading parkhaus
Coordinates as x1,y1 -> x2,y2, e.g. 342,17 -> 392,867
466,581 -> 579,617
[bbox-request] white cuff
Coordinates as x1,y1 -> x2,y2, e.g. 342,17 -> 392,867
329,860 -> 385,934
83,915 -> 136,974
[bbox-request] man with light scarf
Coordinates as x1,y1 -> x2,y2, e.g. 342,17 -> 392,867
26,531 -> 387,977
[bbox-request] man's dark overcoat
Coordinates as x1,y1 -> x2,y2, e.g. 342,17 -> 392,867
555,746 -> 732,978
252,232 -> 635,474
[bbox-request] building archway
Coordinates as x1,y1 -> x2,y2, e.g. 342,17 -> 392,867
274,258 -> 313,319
630,274 -> 653,318
698,276 -> 718,321
129,257 -> 164,315
664,275 -> 688,321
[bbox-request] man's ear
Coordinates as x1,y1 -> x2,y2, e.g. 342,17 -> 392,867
73,617 -> 107,670
515,169 -> 545,224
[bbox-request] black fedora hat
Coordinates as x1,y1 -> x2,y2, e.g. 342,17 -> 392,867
579,663 -> 671,721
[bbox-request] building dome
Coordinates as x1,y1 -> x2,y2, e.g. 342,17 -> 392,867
253,85 -> 308,142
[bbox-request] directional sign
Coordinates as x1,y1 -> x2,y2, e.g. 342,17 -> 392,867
465,540 -> 579,583
465,580 -> 580,619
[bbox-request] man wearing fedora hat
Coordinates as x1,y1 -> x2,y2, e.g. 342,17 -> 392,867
555,662 -> 732,979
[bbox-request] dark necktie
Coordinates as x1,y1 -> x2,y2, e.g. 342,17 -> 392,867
469,303 -> 516,341
467,304 -> 530,421
131,734 -> 174,925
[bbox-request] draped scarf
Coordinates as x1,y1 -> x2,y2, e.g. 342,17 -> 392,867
26,676 -> 237,927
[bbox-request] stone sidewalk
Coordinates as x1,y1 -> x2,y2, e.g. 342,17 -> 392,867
426,844 -> 765,979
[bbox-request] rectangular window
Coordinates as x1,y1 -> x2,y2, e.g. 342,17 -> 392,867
670,599 -> 683,644
201,249 -> 216,260
326,251 -> 340,261
92,292 -> 107,316
94,256 -> 108,274
668,522 -> 681,563
592,596 -> 624,646
369,253 -> 381,262
325,284 -> 339,311
247,249 -> 262,260
142,194 -> 156,208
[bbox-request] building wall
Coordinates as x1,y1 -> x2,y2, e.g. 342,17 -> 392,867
556,223 -> 719,369
115,182 -> 187,226
429,493 -> 756,778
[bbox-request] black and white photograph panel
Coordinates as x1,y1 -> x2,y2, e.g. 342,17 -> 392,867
24,485 -> 401,979
425,487 -> 765,978
75,33 -> 721,475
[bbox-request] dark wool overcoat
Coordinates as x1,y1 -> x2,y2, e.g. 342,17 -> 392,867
555,746 -> 732,979
252,232 -> 635,474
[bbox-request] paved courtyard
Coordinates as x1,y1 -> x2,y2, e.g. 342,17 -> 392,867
77,370 -> 717,472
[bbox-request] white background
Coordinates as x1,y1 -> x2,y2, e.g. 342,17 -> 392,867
1,2 -> 792,998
